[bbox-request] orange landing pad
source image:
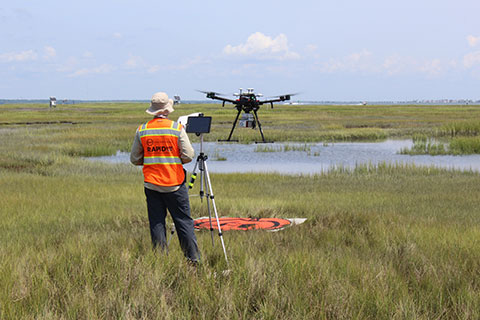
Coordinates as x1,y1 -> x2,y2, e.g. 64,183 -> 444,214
194,217 -> 295,231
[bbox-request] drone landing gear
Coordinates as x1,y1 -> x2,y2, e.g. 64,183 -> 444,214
218,108 -> 241,142
252,109 -> 273,144
218,109 -> 272,143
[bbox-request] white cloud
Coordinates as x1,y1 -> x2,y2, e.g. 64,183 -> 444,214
13,8 -> 32,20
419,59 -> 443,76
147,57 -> 210,73
56,57 -> 78,72
321,49 -> 375,73
464,51 -> 480,68
69,64 -> 116,77
113,32 -> 123,39
382,54 -> 418,75
348,50 -> 372,64
448,59 -> 458,69
304,44 -> 321,59
0,46 -> 55,64
43,46 -> 56,60
383,55 -> 453,76
467,35 -> 480,47
223,32 -> 300,60
83,51 -> 94,58
175,56 -> 210,70
147,65 -> 162,73
125,55 -> 145,69
306,44 -> 318,53
0,50 -> 37,62
317,51 -> 451,77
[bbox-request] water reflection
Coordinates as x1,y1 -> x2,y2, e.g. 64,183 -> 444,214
90,140 -> 480,174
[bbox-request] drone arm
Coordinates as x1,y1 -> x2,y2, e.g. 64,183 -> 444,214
261,95 -> 291,105
222,101 -> 225,107
205,92 -> 237,104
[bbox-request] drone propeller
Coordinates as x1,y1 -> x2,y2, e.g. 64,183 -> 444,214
267,92 -> 300,99
197,90 -> 228,96
198,89 -> 238,106
261,92 -> 301,108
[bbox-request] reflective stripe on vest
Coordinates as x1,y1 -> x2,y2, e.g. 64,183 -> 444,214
144,156 -> 183,165
139,118 -> 185,186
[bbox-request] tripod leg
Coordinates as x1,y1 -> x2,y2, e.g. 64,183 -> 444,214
225,109 -> 242,141
188,158 -> 200,189
203,160 -> 215,246
202,160 -> 229,266
253,109 -> 267,143
199,157 -> 205,201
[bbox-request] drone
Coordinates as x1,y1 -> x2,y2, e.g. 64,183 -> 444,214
200,88 -> 295,143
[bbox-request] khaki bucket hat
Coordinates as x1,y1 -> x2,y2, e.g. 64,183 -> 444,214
146,92 -> 174,116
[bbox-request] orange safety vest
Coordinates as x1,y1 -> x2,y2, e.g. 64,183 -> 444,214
138,118 -> 185,186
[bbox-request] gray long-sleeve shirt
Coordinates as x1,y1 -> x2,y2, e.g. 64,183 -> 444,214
130,118 -> 195,192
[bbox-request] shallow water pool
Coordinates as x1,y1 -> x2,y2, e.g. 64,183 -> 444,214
89,140 -> 480,174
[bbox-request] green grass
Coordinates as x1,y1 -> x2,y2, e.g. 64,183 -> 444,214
449,137 -> 480,154
254,145 -> 282,152
1,160 -> 480,319
399,135 -> 448,155
402,120 -> 480,155
1,103 -> 480,318
439,121 -> 480,137
2,102 -> 480,147
400,135 -> 480,155
254,143 -> 312,153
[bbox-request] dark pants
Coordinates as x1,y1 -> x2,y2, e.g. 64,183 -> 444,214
144,184 -> 200,262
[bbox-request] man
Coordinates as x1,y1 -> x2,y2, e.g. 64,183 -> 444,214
130,92 -> 200,263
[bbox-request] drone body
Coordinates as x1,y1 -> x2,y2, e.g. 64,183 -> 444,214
201,88 -> 293,143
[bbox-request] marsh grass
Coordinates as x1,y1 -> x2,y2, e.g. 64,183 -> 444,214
254,143 -> 312,153
212,151 -> 228,161
254,145 -> 282,153
2,159 -> 480,319
283,144 -> 312,152
400,135 -> 448,155
2,103 -> 480,318
439,121 -> 480,137
3,102 -> 480,149
401,134 -> 480,155
449,137 -> 480,154
401,120 -> 480,155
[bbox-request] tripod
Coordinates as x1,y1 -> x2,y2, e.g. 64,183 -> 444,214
188,134 -> 229,265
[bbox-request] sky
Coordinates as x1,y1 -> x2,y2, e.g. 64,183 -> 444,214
1,0 -> 480,101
